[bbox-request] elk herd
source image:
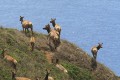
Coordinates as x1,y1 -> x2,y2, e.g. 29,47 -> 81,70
0,16 -> 103,80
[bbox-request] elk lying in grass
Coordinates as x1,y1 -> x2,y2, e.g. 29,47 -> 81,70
12,71 -> 31,80
30,36 -> 35,51
20,16 -> 33,34
1,49 -> 17,70
91,43 -> 103,60
55,59 -> 68,73
43,24 -> 60,50
50,18 -> 61,42
44,69 -> 54,80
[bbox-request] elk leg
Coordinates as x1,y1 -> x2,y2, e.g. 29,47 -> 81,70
53,39 -> 57,50
25,28 -> 27,34
23,27 -> 24,32
95,53 -> 97,60
92,53 -> 95,59
59,31 -> 61,40
27,28 -> 29,33
31,27 -> 33,35
31,42 -> 34,51
12,63 -> 17,70
49,39 -> 53,51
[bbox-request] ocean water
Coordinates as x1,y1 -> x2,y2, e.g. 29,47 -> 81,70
0,0 -> 120,76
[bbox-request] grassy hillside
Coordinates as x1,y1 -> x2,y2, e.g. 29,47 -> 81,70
0,27 -> 119,80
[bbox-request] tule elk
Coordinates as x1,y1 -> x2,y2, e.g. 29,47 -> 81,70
30,36 -> 35,51
20,16 -> 33,34
43,24 -> 60,50
50,18 -> 61,42
91,43 -> 103,60
1,49 -> 17,70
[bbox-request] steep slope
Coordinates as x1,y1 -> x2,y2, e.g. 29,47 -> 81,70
0,27 -> 119,80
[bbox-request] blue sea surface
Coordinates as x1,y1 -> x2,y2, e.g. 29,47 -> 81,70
0,0 -> 120,76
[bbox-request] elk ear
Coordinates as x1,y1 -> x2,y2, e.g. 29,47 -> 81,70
51,18 -> 53,20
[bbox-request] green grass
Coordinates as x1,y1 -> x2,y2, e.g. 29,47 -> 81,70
0,27 -> 119,80
62,62 -> 95,80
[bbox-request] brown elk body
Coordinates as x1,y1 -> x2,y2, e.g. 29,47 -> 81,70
30,36 -> 35,51
2,49 -> 17,70
91,43 -> 103,60
43,24 -> 60,50
20,16 -> 33,34
12,71 -> 31,80
55,59 -> 68,73
50,18 -> 61,42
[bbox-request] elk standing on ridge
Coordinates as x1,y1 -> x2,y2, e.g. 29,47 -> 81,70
91,43 -> 103,60
43,24 -> 60,50
50,18 -> 61,43
20,16 -> 33,34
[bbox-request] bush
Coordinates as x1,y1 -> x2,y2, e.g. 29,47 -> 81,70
62,62 -> 95,80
